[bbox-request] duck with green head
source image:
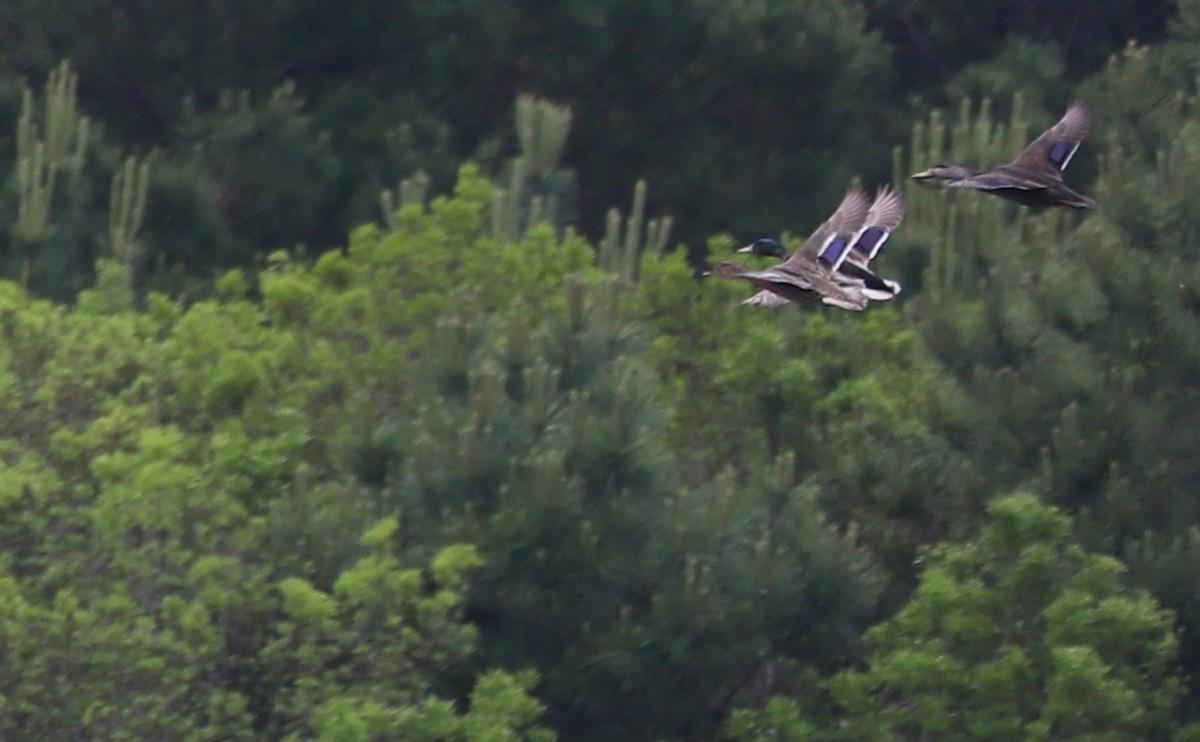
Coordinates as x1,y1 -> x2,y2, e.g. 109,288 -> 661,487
707,185 -> 905,311
714,185 -> 905,310
911,100 -> 1096,209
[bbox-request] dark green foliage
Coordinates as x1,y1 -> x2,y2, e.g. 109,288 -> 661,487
920,90 -> 1200,523
0,0 -> 1177,281
536,0 -> 898,247
862,0 -> 1172,88
381,285 -> 882,739
171,84 -> 340,265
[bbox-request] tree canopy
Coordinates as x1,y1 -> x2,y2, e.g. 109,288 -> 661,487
1,1 -> 1200,740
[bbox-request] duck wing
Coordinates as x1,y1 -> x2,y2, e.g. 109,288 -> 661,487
786,185 -> 870,269
827,186 -> 905,272
1007,100 -> 1091,175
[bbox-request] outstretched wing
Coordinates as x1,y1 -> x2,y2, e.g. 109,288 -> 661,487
1008,100 -> 1091,174
787,185 -> 870,269
829,186 -> 905,271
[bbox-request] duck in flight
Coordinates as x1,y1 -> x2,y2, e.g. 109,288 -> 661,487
910,100 -> 1095,209
736,186 -> 905,306
706,185 -> 905,311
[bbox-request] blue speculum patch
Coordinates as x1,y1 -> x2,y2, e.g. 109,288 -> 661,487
854,227 -> 888,258
1048,141 -> 1074,169
819,236 -> 850,267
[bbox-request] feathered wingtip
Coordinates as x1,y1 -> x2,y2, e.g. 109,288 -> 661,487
854,186 -> 905,263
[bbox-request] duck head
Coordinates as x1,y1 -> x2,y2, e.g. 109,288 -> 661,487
910,163 -> 974,187
737,238 -> 787,258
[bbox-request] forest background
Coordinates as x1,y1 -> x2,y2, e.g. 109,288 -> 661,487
2,0 -> 1200,739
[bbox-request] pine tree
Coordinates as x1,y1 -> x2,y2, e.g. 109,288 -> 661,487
893,43 -> 1200,715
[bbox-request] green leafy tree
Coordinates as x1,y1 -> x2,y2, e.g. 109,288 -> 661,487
0,166 -> 580,739
260,525 -> 554,741
246,166 -> 884,740
728,494 -> 1185,741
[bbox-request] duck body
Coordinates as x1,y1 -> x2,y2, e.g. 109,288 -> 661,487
920,163 -> 1096,209
737,238 -> 899,301
708,259 -> 867,310
706,185 -> 873,310
722,185 -> 906,310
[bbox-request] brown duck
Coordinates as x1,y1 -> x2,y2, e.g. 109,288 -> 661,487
911,100 -> 1096,209
707,185 -> 905,311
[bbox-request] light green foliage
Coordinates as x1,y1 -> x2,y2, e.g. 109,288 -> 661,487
307,670 -> 554,742
263,537 -> 549,741
489,95 -> 580,242
0,579 -> 254,740
14,61 -> 88,245
109,154 -> 151,276
381,170 -> 432,231
262,164 -> 595,343
726,698 -> 819,742
597,179 -> 673,282
0,170 -> 577,738
279,576 -> 337,625
731,495 -> 1181,740
515,94 -> 571,179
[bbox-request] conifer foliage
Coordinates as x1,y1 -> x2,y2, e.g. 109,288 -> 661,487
3,2 -> 1200,739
